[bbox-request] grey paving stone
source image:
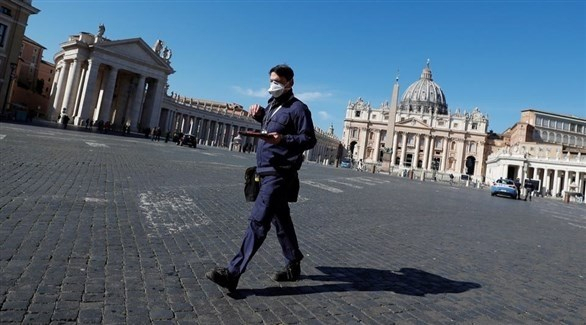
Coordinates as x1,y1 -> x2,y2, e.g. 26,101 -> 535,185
1,123 -> 584,324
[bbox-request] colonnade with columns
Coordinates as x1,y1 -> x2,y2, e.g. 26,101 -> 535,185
488,159 -> 586,197
530,168 -> 585,196
394,132 -> 483,177
159,95 -> 340,160
50,58 -> 165,132
166,111 -> 257,147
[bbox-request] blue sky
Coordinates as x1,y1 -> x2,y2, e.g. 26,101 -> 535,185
27,1 -> 585,138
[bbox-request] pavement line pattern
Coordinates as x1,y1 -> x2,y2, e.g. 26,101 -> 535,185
360,177 -> 391,184
327,179 -> 364,188
85,141 -> 108,147
344,177 -> 378,185
300,180 -> 344,193
139,190 -> 211,236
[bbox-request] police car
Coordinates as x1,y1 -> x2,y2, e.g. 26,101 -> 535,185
490,178 -> 518,199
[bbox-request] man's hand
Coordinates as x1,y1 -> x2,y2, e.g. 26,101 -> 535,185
264,132 -> 282,144
249,104 -> 262,118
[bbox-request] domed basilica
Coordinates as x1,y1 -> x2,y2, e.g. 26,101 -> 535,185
342,61 -> 490,180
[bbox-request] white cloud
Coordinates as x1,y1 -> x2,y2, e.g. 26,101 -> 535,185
296,91 -> 333,102
232,87 -> 333,103
233,86 -> 267,98
318,111 -> 332,120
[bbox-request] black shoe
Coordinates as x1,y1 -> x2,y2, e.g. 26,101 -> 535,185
272,261 -> 301,282
205,267 -> 239,292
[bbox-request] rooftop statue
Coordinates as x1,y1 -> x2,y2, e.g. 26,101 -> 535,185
97,23 -> 105,38
153,40 -> 164,55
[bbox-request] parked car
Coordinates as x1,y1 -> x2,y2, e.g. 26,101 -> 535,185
340,158 -> 352,168
178,134 -> 197,148
490,178 -> 518,199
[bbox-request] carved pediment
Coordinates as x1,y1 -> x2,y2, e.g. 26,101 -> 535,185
395,118 -> 431,130
95,38 -> 173,73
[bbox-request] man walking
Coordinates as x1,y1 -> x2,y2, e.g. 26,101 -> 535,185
524,179 -> 535,201
206,64 -> 317,292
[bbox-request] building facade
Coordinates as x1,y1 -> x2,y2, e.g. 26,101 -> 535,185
9,35 -> 54,120
485,110 -> 586,197
49,27 -> 174,131
0,0 -> 39,117
343,62 -> 490,180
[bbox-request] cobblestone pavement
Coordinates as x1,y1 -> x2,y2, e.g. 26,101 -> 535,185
1,122 -> 585,324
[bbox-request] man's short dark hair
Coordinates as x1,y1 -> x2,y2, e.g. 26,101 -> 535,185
269,64 -> 294,81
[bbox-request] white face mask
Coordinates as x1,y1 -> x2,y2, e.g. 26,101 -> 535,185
268,80 -> 286,98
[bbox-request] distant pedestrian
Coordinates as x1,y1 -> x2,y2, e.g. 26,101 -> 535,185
524,179 -> 535,201
85,118 -> 90,129
449,173 -> 454,186
514,178 -> 522,200
61,115 -> 70,129
155,127 -> 161,141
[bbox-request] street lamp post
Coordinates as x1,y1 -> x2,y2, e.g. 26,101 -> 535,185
2,63 -> 17,118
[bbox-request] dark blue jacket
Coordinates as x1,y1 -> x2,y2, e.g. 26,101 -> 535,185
253,92 -> 317,175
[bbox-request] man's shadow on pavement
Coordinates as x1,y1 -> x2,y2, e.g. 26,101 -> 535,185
230,267 -> 481,299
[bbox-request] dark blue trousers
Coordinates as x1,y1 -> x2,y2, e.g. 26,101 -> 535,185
228,174 -> 303,276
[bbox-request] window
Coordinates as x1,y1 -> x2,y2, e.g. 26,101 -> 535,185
354,111 -> 361,117
438,121 -> 445,126
453,123 -> 459,128
435,139 -> 443,150
472,122 -> 478,130
371,114 -> 377,120
1,6 -> 11,16
0,23 -> 7,47
536,117 -> 542,126
407,134 -> 415,146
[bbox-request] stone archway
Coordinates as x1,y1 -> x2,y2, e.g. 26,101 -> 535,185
465,156 -> 476,175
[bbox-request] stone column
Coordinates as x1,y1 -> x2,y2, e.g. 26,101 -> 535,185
563,169 -> 570,193
63,59 -> 82,117
372,130 -> 381,162
71,64 -> 87,120
128,75 -> 146,132
543,168 -> 550,193
147,79 -> 165,129
98,66 -> 119,122
414,134 -> 421,168
427,136 -> 435,170
553,169 -> 559,195
53,61 -> 71,119
457,140 -> 466,174
75,59 -> 101,125
399,132 -> 407,167
49,67 -> 61,119
422,135 -> 430,170
441,138 -> 449,171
